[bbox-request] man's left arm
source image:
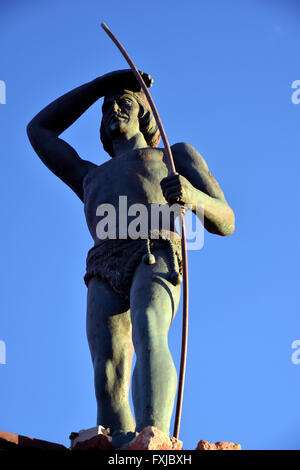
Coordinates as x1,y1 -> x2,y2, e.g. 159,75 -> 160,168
160,142 -> 235,236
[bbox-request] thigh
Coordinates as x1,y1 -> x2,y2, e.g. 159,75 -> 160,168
86,277 -> 132,363
130,247 -> 181,334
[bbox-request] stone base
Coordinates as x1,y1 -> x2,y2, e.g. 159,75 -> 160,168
0,430 -> 67,451
69,425 -> 241,451
69,426 -> 182,451
196,439 -> 241,450
122,426 -> 183,450
72,433 -> 114,450
69,425 -> 113,450
0,428 -> 241,451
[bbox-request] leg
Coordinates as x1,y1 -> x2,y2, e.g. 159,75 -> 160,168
130,247 -> 181,435
86,277 -> 135,441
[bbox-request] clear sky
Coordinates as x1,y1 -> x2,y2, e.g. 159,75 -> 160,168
0,0 -> 299,450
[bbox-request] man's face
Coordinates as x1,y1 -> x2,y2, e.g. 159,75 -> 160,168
102,92 -> 140,139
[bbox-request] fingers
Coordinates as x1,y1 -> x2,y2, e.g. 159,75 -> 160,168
166,192 -> 183,205
163,188 -> 183,204
161,173 -> 180,185
160,174 -> 180,193
160,174 -> 183,204
104,70 -> 153,93
143,73 -> 154,88
121,70 -> 153,92
138,70 -> 154,88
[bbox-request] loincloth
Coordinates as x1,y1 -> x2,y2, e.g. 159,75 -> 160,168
84,230 -> 183,300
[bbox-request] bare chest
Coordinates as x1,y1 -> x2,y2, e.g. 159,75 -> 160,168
83,148 -> 170,238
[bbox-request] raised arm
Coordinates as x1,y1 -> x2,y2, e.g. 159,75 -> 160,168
27,70 -> 153,201
161,142 -> 235,236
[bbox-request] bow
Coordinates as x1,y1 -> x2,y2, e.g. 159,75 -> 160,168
101,23 -> 189,440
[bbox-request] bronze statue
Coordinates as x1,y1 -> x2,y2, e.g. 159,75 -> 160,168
27,68 -> 235,449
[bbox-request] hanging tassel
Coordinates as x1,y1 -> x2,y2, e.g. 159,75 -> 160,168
142,238 -> 156,265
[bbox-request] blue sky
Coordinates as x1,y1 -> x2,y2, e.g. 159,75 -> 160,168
0,0 -> 299,450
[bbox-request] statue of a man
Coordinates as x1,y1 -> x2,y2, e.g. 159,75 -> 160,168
27,70 -> 235,448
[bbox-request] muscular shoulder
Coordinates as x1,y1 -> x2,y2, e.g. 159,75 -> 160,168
171,142 -> 209,173
171,142 -> 226,201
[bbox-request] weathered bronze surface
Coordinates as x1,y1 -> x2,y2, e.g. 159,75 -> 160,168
27,69 -> 235,448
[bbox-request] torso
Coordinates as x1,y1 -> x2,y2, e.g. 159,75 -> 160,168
83,148 -> 180,244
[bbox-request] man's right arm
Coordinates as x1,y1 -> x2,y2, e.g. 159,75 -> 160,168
27,70 -> 153,201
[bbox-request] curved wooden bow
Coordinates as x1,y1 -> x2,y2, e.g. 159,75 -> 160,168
101,23 -> 189,440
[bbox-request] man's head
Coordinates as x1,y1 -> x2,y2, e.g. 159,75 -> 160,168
100,89 -> 160,157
